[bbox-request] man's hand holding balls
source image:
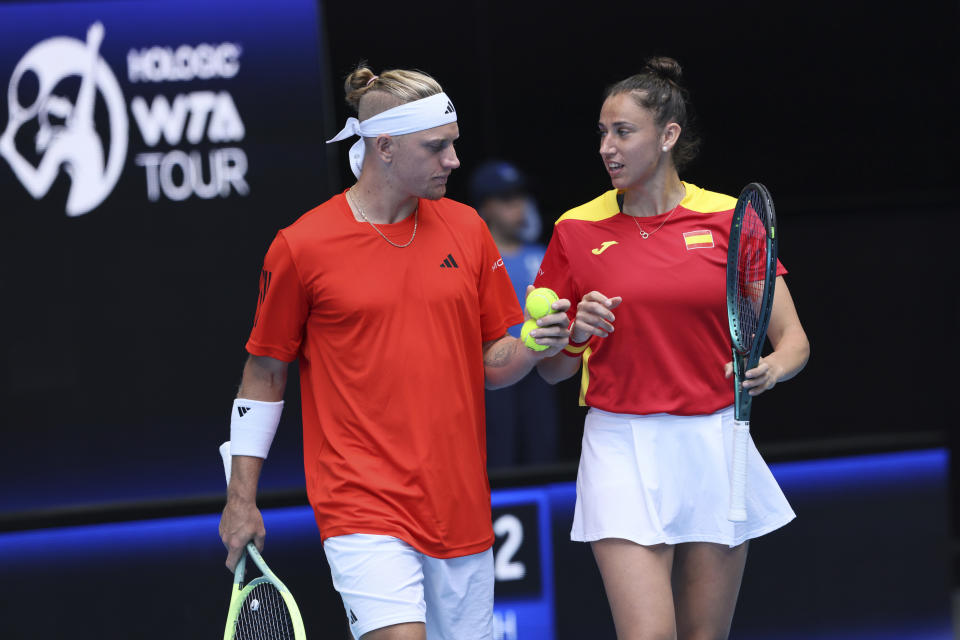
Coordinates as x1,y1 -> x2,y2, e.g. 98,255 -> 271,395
520,286 -> 570,355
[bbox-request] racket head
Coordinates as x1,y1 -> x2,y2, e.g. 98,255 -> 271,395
224,543 -> 306,640
727,182 -> 778,367
726,183 -> 778,421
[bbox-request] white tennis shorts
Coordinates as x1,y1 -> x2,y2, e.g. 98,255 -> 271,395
322,533 -> 494,640
572,405 -> 795,547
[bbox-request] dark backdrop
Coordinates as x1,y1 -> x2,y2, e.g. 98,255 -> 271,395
0,1 -> 956,638
319,1 -> 959,584
322,0 -> 958,453
1,0 -> 956,533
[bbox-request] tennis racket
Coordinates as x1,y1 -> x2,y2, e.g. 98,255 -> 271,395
220,441 -> 307,640
726,183 -> 778,522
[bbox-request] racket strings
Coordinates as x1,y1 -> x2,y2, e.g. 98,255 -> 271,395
235,582 -> 295,640
732,193 -> 770,352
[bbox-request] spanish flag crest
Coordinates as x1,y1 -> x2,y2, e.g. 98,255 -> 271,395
683,230 -> 714,250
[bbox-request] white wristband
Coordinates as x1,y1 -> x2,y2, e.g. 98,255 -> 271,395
229,398 -> 284,459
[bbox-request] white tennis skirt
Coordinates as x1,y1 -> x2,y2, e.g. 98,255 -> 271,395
571,406 -> 795,548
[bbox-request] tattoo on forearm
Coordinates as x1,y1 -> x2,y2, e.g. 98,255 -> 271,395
484,341 -> 515,368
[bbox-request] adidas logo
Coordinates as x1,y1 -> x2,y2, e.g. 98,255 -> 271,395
253,269 -> 272,328
439,253 -> 459,269
349,609 -> 359,624
237,406 -> 252,417
443,100 -> 455,115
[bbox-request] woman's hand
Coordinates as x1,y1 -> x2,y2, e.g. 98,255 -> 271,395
724,357 -> 783,397
571,291 -> 623,343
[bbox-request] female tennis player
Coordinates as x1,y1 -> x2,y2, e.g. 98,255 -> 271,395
531,57 -> 810,639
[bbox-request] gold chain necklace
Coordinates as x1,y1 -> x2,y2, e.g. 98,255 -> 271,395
618,189 -> 684,239
348,188 -> 418,248
631,207 -> 678,239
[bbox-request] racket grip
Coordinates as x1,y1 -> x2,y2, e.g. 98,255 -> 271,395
728,420 -> 750,522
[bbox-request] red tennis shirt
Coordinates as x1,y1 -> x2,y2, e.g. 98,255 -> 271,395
246,192 -> 522,558
534,183 -> 786,416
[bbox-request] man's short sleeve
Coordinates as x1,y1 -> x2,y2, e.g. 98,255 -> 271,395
245,232 -> 309,362
477,226 -> 524,342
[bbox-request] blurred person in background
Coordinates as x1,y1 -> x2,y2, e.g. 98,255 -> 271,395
470,160 -> 558,468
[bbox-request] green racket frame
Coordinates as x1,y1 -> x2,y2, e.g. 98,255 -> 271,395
223,542 -> 307,640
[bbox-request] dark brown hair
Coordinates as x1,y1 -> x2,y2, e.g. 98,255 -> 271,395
605,57 -> 701,171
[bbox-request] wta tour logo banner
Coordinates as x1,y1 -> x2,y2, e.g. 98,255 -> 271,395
0,0 -> 326,218
0,1 -> 331,514
1,22 -> 127,216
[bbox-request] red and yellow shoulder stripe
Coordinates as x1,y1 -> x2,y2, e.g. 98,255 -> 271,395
679,182 -> 736,214
554,190 -> 621,224
554,183 -> 735,225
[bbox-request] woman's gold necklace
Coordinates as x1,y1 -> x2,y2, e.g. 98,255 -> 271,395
631,208 -> 678,239
619,188 -> 684,239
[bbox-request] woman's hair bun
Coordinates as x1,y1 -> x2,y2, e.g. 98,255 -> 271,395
644,56 -> 683,83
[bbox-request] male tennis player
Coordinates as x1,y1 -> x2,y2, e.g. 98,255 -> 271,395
218,64 -> 570,640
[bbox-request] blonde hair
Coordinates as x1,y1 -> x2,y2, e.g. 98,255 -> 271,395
344,62 -> 444,121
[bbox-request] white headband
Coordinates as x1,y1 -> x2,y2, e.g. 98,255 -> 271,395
326,92 -> 457,178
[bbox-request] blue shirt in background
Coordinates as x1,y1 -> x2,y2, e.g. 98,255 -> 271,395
501,243 -> 547,336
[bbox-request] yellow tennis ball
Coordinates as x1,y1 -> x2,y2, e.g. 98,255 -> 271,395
520,318 -> 548,351
525,287 -> 559,320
